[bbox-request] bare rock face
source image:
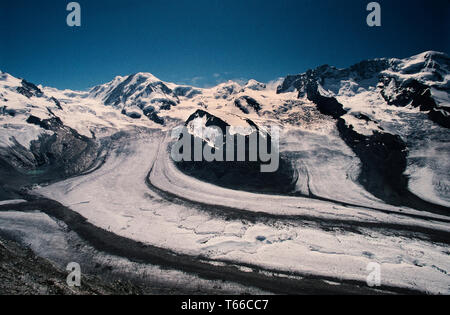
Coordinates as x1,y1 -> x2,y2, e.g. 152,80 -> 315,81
234,96 -> 262,114
278,52 -> 450,128
16,80 -> 44,99
0,115 -> 102,199
276,52 -> 449,212
174,110 -> 298,194
173,86 -> 202,98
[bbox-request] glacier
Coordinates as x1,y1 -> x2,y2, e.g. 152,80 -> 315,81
0,51 -> 449,294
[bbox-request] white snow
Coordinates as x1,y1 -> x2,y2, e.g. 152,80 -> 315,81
34,135 -> 450,294
1,51 -> 449,294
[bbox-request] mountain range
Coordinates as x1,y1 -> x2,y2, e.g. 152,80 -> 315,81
0,51 -> 449,294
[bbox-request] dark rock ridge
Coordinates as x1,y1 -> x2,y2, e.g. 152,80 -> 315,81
336,119 -> 408,203
285,73 -> 410,202
234,96 -> 262,114
173,86 -> 202,98
16,80 -> 44,99
0,115 -> 102,199
303,80 -> 348,119
0,106 -> 17,117
154,98 -> 177,111
277,59 -> 392,95
143,106 -> 165,125
174,110 -> 298,194
50,97 -> 63,110
277,52 -> 450,128
185,109 -> 229,132
337,118 -> 449,214
283,71 -> 449,213
379,77 -> 449,128
121,108 -> 141,119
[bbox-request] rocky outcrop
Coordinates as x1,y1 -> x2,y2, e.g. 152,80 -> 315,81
281,65 -> 448,211
0,114 -> 102,199
337,119 -> 408,202
173,86 -> 202,98
16,80 -> 44,99
277,59 -> 391,96
278,52 -> 450,128
234,96 -> 262,114
175,110 -> 297,194
380,77 -> 450,128
143,106 -> 165,125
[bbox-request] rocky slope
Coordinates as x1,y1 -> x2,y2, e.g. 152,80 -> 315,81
0,236 -> 142,295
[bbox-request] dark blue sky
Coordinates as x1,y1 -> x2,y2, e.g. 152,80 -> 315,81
0,0 -> 448,90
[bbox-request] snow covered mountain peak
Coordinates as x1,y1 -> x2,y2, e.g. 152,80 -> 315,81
244,79 -> 267,91
402,50 -> 449,66
1,50 -> 449,147
89,72 -> 164,100
276,51 -> 449,132
0,71 -> 22,87
386,50 -> 449,85
2,49 -> 450,296
86,72 -> 181,123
